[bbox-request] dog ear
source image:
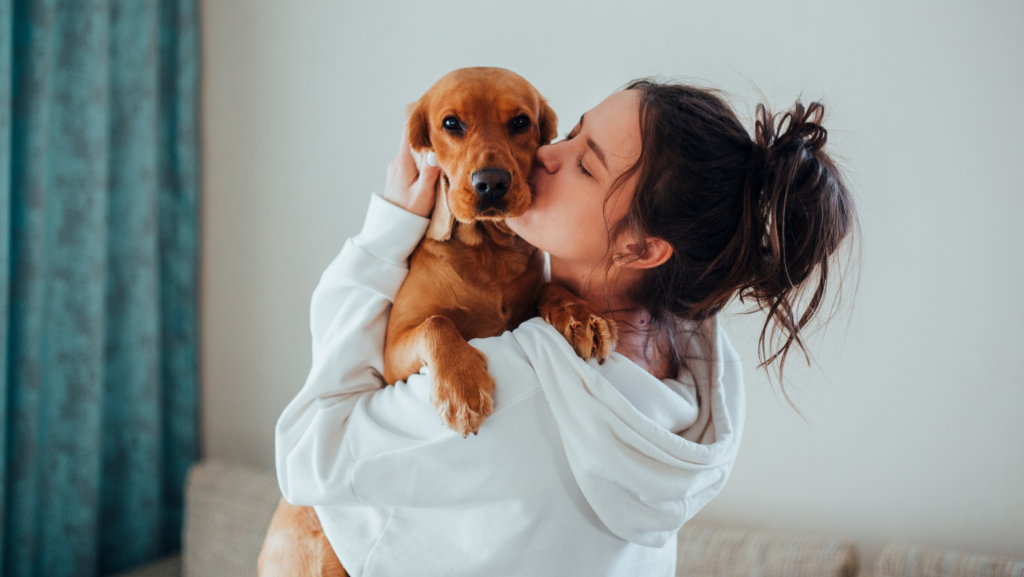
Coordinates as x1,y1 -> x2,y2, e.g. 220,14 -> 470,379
409,96 -> 453,241
538,97 -> 558,146
407,97 -> 432,151
425,174 -> 454,242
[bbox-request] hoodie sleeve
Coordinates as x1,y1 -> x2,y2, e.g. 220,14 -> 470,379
274,193 -> 430,505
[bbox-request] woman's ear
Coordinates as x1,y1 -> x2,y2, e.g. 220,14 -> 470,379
406,97 -> 431,151
615,238 -> 673,270
538,97 -> 558,146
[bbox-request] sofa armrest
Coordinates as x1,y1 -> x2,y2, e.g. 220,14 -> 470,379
876,543 -> 1024,577
180,461 -> 281,577
676,524 -> 860,577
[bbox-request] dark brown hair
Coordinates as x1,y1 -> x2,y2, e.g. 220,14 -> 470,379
612,79 -> 857,383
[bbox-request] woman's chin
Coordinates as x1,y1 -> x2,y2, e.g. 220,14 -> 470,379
505,213 -> 525,235
506,213 -> 536,245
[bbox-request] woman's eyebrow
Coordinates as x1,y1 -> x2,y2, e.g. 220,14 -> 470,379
578,114 -> 609,170
587,137 -> 608,170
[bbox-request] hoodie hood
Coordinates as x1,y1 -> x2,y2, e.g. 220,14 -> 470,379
511,316 -> 745,548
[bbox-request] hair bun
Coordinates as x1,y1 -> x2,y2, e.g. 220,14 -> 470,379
734,99 -> 855,381
755,101 -> 828,155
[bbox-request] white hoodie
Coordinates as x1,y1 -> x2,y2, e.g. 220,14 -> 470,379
275,194 -> 745,577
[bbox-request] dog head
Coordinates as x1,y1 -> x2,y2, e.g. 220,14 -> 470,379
407,67 -> 557,241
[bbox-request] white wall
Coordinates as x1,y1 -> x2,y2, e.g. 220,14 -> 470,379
199,0 -> 1024,569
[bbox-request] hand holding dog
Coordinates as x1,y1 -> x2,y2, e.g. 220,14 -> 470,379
383,127 -> 440,218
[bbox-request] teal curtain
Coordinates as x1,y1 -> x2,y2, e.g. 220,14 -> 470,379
0,0 -> 200,575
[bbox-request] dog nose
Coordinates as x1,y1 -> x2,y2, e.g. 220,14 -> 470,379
471,169 -> 511,200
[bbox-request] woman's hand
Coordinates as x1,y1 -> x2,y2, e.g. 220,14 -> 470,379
382,127 -> 440,218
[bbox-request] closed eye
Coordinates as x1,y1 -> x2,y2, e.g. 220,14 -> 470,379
577,156 -> 592,178
564,130 -> 591,176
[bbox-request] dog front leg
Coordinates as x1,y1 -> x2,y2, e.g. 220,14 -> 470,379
385,315 -> 495,437
538,282 -> 619,364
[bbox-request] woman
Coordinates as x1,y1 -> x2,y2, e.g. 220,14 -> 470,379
274,80 -> 855,576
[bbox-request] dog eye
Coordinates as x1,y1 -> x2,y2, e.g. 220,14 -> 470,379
509,115 -> 530,131
442,117 -> 462,131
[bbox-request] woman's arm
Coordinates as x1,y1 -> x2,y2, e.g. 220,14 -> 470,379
275,131 -> 439,505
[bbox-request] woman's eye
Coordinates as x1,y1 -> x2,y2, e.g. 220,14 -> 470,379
564,123 -> 581,141
443,117 -> 462,131
577,157 -> 592,178
509,115 -> 530,131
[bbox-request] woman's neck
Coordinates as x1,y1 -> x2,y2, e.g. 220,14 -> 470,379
549,255 -> 674,380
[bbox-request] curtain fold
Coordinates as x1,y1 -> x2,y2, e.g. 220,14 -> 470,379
1,1 -> 200,575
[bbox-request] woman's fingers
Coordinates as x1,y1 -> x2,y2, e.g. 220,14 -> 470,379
401,151 -> 439,218
414,152 -> 440,193
383,127 -> 439,218
395,126 -> 418,183
397,124 -> 409,155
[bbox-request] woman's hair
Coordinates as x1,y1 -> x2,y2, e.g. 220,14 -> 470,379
611,79 -> 857,383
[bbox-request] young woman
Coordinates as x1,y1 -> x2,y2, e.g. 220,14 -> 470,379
274,80 -> 855,576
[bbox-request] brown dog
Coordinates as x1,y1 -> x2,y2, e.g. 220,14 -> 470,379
259,67 -> 617,577
386,67 -> 555,436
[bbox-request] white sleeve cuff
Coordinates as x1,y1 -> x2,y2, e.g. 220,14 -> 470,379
352,193 -> 431,265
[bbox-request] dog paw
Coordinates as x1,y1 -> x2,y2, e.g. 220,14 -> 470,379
539,285 -> 619,364
430,345 -> 495,437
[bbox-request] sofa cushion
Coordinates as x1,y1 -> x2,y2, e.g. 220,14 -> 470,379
181,461 -> 281,577
876,543 -> 1024,577
676,524 -> 860,577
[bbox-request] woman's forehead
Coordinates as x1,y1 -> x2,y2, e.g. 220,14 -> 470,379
585,91 -> 642,169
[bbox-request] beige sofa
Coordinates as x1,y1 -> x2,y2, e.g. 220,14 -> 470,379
112,461 -> 1022,577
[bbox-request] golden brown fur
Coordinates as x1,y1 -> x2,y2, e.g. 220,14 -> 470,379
258,497 -> 347,577
259,67 -> 615,576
